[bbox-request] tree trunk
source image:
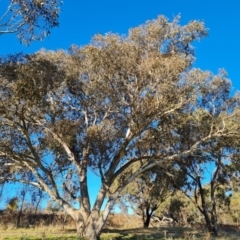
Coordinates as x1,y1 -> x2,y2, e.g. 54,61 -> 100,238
143,214 -> 151,228
202,209 -> 218,236
74,197 -> 116,240
210,176 -> 218,236
76,219 -> 101,240
75,210 -> 105,240
210,212 -> 218,236
197,177 -> 218,236
16,191 -> 26,228
142,204 -> 156,228
16,209 -> 23,228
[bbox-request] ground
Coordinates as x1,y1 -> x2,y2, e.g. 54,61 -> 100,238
0,213 -> 240,239
0,226 -> 240,239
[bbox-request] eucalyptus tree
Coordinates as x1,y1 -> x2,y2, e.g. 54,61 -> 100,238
121,168 -> 173,228
171,85 -> 240,236
0,15 -> 239,239
0,0 -> 62,44
177,148 -> 233,236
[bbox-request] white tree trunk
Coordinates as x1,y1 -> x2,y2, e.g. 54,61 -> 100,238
75,198 -> 116,240
76,216 -> 101,240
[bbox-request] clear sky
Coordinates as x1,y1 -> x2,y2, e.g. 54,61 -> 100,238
0,0 -> 240,208
0,0 -> 240,92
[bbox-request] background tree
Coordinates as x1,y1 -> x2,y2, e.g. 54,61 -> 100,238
30,188 -> 45,216
176,143 -> 235,235
23,187 -> 46,226
155,193 -> 197,226
161,71 -> 240,235
0,16 -> 239,239
229,192 -> 240,224
121,168 -> 172,228
167,198 -> 188,225
0,0 -> 62,44
6,197 -> 19,212
45,199 -> 61,213
16,187 -> 27,228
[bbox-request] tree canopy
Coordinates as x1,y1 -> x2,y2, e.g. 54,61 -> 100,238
0,0 -> 62,44
0,15 -> 239,239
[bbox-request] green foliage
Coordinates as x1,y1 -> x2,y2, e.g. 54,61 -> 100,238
7,197 -> 19,211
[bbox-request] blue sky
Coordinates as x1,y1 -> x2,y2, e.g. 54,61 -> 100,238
0,0 -> 240,208
0,0 -> 240,94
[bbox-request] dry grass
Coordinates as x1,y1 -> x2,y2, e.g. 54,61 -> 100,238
0,226 -> 76,239
0,214 -> 240,239
0,225 -> 240,239
101,226 -> 240,240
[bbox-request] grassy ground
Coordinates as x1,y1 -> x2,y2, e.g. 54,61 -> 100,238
0,226 -> 240,240
0,226 -> 75,240
101,227 -> 240,240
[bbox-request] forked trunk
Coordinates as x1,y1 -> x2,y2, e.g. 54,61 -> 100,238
206,221 -> 218,236
197,177 -> 218,236
202,209 -> 218,236
142,204 -> 156,228
76,218 -> 101,240
75,210 -> 106,240
75,197 -> 116,240
143,214 -> 151,228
